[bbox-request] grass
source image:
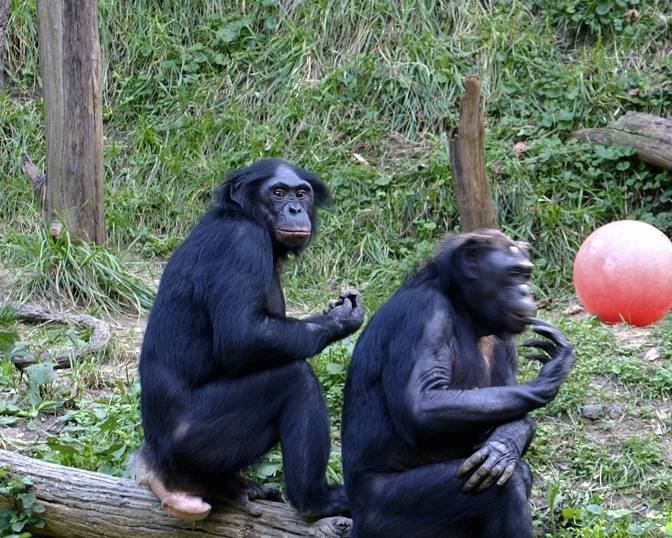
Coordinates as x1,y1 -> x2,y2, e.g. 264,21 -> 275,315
1,0 -> 672,536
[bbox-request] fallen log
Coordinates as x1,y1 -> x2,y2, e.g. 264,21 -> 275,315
3,302 -> 111,370
0,450 -> 351,538
573,112 -> 672,171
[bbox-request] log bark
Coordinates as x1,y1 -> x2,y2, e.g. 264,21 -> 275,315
573,112 -> 672,171
4,302 -> 111,370
0,450 -> 351,538
448,76 -> 499,232
0,0 -> 9,88
36,0 -> 106,243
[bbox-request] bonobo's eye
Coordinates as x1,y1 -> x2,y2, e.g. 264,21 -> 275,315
273,188 -> 286,198
296,188 -> 310,199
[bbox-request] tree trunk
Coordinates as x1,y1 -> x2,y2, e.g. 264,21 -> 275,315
36,0 -> 106,243
448,76 -> 499,232
573,112 -> 672,171
0,450 -> 351,538
0,0 -> 9,88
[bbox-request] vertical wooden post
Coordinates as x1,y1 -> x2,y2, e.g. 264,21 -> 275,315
448,76 -> 499,232
0,0 -> 9,88
36,0 -> 106,243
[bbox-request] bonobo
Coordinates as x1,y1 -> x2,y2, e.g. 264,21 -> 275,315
137,159 -> 363,521
341,229 -> 574,538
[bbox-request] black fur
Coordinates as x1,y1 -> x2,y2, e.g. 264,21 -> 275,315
139,159 -> 360,517
341,229 -> 574,537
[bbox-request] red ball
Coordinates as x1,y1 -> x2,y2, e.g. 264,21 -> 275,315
573,220 -> 672,326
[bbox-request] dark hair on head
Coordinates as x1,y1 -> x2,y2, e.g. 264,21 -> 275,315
217,159 -> 331,212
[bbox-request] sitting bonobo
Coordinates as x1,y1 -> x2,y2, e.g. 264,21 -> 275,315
341,229 -> 574,538
137,159 -> 363,521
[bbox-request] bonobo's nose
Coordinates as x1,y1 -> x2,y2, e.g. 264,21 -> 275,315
289,204 -> 302,215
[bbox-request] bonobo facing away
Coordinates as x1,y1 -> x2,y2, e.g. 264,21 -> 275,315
341,229 -> 574,538
137,159 -> 363,521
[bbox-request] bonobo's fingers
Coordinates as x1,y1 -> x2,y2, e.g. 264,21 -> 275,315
529,318 -> 571,347
522,338 -> 555,354
459,441 -> 518,493
525,353 -> 552,364
496,462 -> 517,486
323,297 -> 344,314
340,288 -> 359,301
457,446 -> 489,478
222,495 -> 263,517
247,482 -> 284,503
522,337 -> 554,364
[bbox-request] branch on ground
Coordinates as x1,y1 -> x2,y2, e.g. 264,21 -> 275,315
6,302 -> 111,370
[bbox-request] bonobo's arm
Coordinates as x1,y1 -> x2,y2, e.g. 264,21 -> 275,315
390,317 -> 573,441
458,339 -> 537,491
205,224 -> 362,373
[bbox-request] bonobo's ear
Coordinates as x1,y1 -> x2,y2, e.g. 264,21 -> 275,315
455,235 -> 492,280
218,169 -> 249,210
309,177 -> 332,209
435,230 -> 500,285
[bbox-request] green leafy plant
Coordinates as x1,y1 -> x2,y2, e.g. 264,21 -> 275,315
0,467 -> 45,538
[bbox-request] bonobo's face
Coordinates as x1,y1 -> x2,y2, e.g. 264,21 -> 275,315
479,245 -> 536,335
261,165 -> 314,251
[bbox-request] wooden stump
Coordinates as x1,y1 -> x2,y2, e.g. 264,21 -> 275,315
448,76 -> 499,232
36,0 -> 106,243
573,112 -> 672,171
0,450 -> 351,538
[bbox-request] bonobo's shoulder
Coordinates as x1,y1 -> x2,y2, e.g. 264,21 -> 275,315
190,208 -> 270,249
367,273 -> 452,339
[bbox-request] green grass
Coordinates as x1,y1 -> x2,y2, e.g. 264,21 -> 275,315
1,0 -> 672,536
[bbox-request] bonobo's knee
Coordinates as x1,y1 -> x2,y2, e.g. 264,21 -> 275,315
285,360 -> 322,396
516,460 -> 533,498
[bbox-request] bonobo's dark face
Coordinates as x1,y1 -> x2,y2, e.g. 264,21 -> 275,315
477,245 -> 536,336
261,165 -> 315,251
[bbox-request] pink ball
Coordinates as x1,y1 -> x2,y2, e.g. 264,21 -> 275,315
573,220 -> 672,327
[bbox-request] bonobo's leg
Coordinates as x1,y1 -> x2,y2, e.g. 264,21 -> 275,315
279,360 -> 349,518
350,460 -> 532,538
142,366 -> 300,520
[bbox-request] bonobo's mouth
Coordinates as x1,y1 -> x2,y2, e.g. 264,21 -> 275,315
275,228 -> 311,240
274,228 -> 311,248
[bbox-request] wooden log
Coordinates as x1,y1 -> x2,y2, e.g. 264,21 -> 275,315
0,450 -> 351,538
36,0 -> 106,243
448,76 -> 499,232
573,112 -> 672,171
4,302 -> 111,370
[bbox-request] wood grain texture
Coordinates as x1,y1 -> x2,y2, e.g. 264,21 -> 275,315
0,450 -> 352,538
36,0 -> 106,243
573,112 -> 672,171
448,76 -> 499,232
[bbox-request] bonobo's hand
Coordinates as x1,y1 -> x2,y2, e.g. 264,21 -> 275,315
457,440 -> 519,492
324,288 -> 364,337
524,318 -> 575,401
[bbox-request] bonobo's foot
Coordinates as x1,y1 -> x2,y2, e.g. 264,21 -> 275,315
219,474 -> 284,517
136,455 -> 211,522
297,485 -> 350,519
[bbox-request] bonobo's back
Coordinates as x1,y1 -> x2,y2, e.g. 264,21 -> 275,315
341,265 -> 439,487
